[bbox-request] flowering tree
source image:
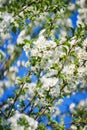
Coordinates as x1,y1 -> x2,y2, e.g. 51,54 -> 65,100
0,0 -> 87,129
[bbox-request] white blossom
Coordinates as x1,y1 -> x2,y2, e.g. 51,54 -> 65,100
68,3 -> 75,11
57,99 -> 64,105
7,44 -> 15,54
70,125 -> 77,130
83,125 -> 87,130
17,29 -> 30,45
7,111 -> 38,130
69,103 -> 76,113
41,76 -> 58,90
62,64 -> 75,75
77,99 -> 87,110
23,82 -> 36,97
76,0 -> 87,27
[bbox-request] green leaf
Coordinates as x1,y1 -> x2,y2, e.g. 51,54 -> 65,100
0,50 -> 6,63
12,26 -> 17,33
51,64 -> 60,71
37,124 -> 46,130
0,8 -> 5,12
59,73 -> 66,80
24,39 -> 32,45
17,116 -> 29,127
70,51 -> 77,57
64,42 -> 70,48
62,46 -> 68,54
36,83 -> 43,88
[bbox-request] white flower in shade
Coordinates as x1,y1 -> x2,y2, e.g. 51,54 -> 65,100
0,81 -> 4,87
83,125 -> 87,130
49,106 -> 60,117
17,30 -> 26,44
76,0 -> 86,8
31,48 -> 39,57
77,100 -> 85,110
17,60 -> 21,67
23,44 -> 30,57
15,77 -> 22,85
13,126 -> 24,130
25,61 -> 30,67
69,36 -> 77,46
0,12 -> 14,37
9,66 -> 18,72
4,80 -> 13,87
0,0 -> 6,6
0,32 -> 10,40
77,99 -> 87,111
57,99 -> 63,105
39,29 -> 46,36
70,125 -> 77,130
0,86 -> 4,95
78,67 -> 87,77
3,12 -> 14,23
4,66 -> 18,82
59,30 -> 67,38
77,49 -> 87,60
17,29 -> 30,45
7,44 -> 15,54
76,0 -> 87,27
69,103 -> 76,113
60,37 -> 66,44
50,83 -> 60,97
83,38 -> 87,47
68,3 -> 75,11
53,107 -> 60,117
66,18 -> 73,27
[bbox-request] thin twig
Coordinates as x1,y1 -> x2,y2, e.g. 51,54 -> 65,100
0,109 -> 7,119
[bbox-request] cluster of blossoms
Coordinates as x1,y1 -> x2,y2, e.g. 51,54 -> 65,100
15,25 -> 87,129
0,66 -> 18,96
0,0 -> 7,7
69,98 -> 87,130
17,29 -> 30,45
6,111 -> 38,130
0,12 -> 14,42
76,0 -> 87,26
22,29 -> 87,96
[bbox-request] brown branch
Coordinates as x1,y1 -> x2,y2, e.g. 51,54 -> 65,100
0,109 -> 7,119
7,83 -> 25,118
20,94 -> 36,113
7,71 -> 31,118
34,107 -> 46,120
